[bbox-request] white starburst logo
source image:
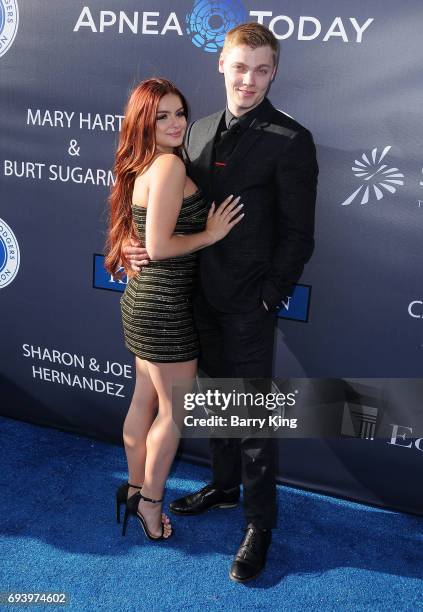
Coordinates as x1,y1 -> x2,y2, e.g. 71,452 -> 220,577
341,145 -> 404,206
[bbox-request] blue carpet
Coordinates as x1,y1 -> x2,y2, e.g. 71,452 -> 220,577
1,416 -> 422,611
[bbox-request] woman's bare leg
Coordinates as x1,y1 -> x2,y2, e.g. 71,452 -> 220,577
123,356 -> 158,498
139,359 -> 197,538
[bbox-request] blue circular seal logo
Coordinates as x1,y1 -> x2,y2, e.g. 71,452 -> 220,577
186,0 -> 248,53
0,217 -> 20,288
0,0 -> 19,58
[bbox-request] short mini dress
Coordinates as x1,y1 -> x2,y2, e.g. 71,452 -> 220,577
120,190 -> 208,362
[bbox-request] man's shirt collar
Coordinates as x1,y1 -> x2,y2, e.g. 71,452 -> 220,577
225,97 -> 268,130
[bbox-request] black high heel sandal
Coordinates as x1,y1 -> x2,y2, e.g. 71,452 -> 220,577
122,491 -> 173,540
115,482 -> 142,524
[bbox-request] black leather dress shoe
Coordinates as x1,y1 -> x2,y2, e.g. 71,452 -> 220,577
169,483 -> 240,515
229,524 -> 272,583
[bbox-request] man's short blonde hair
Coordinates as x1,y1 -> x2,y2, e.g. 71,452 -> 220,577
222,23 -> 279,63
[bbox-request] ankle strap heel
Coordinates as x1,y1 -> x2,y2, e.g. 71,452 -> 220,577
116,481 -> 143,524
122,491 -> 173,541
139,493 -> 163,504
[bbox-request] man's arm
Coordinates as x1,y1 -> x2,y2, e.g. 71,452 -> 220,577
261,129 -> 318,312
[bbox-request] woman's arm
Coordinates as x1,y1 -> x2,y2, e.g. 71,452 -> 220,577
144,154 -> 242,260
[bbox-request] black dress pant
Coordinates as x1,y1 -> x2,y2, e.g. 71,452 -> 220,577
193,289 -> 277,529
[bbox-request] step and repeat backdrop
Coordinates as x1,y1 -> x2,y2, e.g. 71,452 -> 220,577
1,1 -> 422,514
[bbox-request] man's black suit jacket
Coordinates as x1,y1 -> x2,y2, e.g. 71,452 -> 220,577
186,97 -> 318,314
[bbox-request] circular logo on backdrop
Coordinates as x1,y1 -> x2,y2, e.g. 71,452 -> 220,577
186,0 -> 248,53
0,217 -> 20,289
0,0 -> 19,58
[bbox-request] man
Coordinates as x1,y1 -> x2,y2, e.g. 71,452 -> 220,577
124,23 -> 318,582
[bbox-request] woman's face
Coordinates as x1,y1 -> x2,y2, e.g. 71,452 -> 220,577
155,93 -> 187,153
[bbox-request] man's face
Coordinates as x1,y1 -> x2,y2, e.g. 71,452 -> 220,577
218,44 -> 276,116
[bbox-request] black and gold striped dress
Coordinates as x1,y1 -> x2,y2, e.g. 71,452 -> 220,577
120,190 -> 208,362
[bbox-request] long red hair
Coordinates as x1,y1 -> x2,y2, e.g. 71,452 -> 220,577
104,78 -> 189,277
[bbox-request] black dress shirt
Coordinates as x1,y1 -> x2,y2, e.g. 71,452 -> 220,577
214,99 -> 267,165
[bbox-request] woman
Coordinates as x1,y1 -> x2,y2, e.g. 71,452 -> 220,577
105,78 -> 243,541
